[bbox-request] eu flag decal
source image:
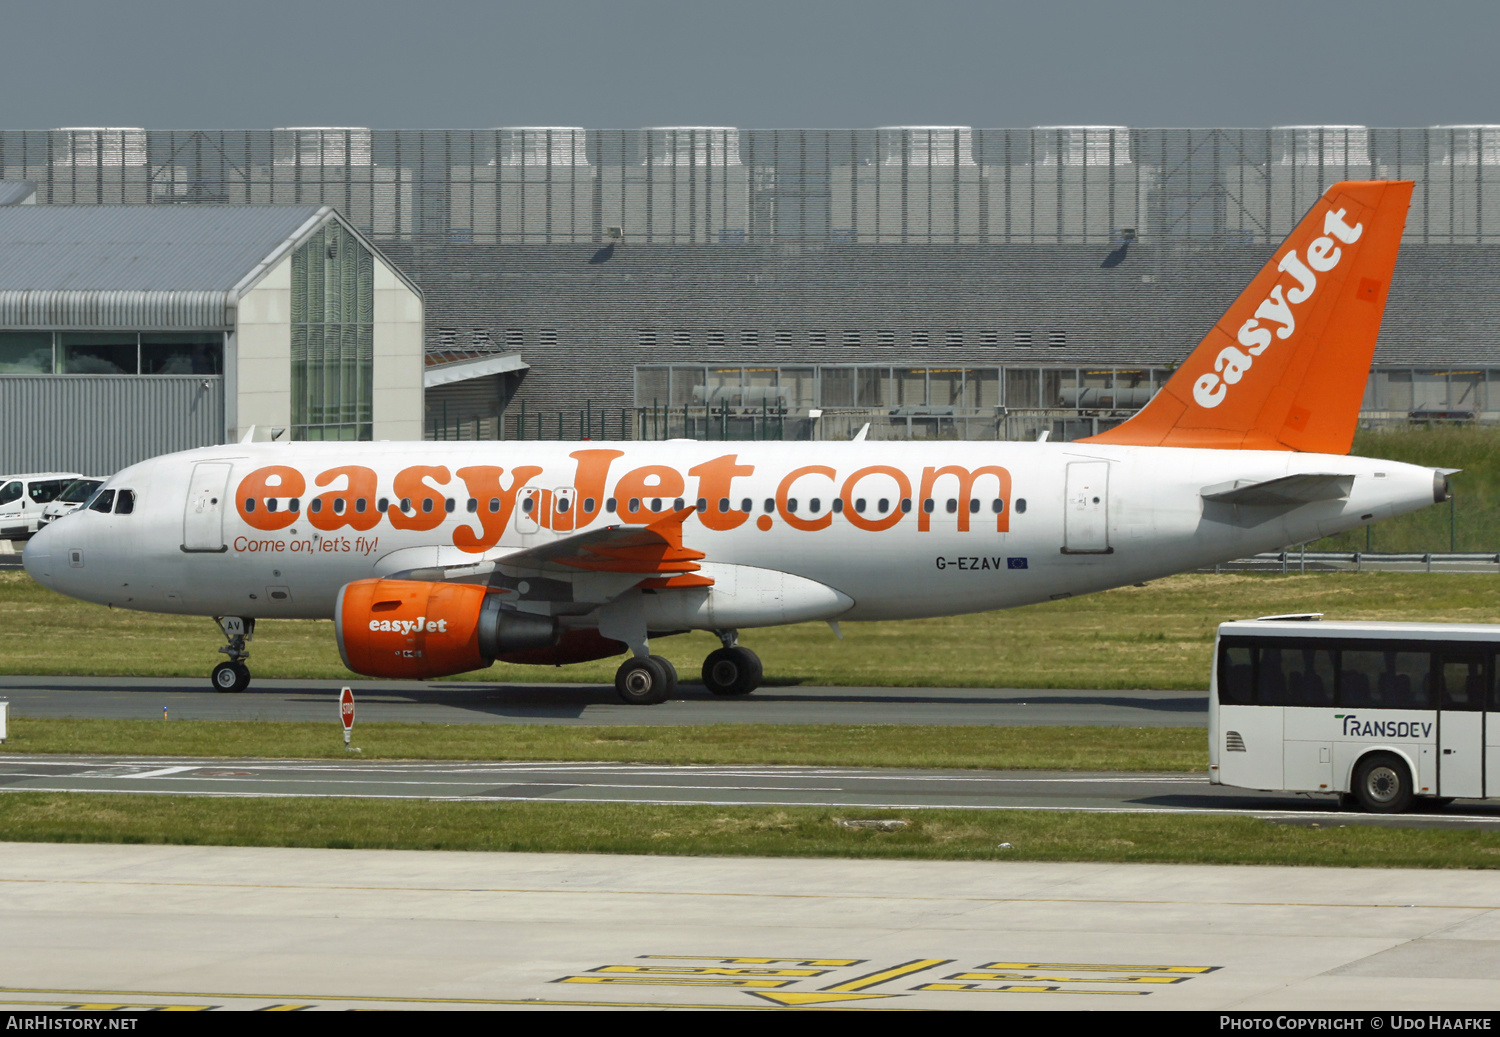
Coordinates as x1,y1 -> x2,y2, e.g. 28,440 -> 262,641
1007,557 -> 1028,569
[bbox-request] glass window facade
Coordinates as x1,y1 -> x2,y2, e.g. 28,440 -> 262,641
0,331 -> 223,375
291,222 -> 374,441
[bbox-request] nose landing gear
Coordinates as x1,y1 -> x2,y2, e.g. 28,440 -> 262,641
211,616 -> 254,693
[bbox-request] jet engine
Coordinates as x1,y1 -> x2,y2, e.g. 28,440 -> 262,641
335,578 -> 558,679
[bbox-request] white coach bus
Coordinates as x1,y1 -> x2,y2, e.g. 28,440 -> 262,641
1209,617 -> 1499,812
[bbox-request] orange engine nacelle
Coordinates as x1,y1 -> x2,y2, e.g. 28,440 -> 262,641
335,578 -> 558,680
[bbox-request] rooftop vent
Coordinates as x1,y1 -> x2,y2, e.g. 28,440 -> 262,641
1273,126 -> 1370,166
646,127 -> 742,167
1032,126 -> 1131,166
1438,125 -> 1500,166
878,126 -> 975,166
50,128 -> 147,167
273,127 -> 373,166
494,127 -> 589,166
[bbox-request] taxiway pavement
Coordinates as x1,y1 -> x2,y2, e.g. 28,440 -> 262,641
0,675 -> 1204,726
4,754 -> 1498,828
0,842 -> 1496,1011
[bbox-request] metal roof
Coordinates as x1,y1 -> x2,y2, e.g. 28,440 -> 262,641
0,204 -> 326,291
423,351 -> 528,388
0,181 -> 36,205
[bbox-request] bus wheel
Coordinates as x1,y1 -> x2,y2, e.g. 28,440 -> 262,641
1353,753 -> 1414,813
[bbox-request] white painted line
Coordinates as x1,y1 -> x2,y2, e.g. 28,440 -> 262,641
122,766 -> 199,779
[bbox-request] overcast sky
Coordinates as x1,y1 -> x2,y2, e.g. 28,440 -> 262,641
4,0 -> 1496,129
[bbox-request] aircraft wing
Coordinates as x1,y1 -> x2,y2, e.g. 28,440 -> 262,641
492,506 -> 712,589
373,507 -> 714,617
1201,473 -> 1355,507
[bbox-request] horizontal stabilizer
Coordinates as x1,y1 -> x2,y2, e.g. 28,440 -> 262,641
1201,472 -> 1354,507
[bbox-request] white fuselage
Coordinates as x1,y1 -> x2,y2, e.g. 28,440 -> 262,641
23,440 -> 1442,633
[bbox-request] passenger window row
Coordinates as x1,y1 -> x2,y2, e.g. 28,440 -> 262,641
242,494 -> 1016,520
1219,639 -> 1498,711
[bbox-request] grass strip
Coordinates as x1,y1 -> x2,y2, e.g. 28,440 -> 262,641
0,793 -> 1496,869
3,570 -> 1498,690
0,719 -> 1206,771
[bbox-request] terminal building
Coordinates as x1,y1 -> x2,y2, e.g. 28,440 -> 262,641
1,124 -> 1498,451
0,198 -> 425,472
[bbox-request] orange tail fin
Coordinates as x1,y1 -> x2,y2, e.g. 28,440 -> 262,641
1082,180 -> 1413,453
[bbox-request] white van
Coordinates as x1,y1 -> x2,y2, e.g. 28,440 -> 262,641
0,473 -> 84,539
36,477 -> 106,529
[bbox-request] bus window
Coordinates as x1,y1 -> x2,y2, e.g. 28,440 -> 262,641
1340,649 -> 1432,708
1260,646 -> 1335,707
1219,644 -> 1255,704
1438,656 -> 1488,712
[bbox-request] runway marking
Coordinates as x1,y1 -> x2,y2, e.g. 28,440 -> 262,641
749,958 -> 951,1006
641,957 -> 864,967
913,983 -> 1145,995
0,988 -> 854,1011
6,783 -> 1500,828
121,766 -> 198,779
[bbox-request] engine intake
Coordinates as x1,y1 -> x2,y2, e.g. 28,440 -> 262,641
335,578 -> 558,680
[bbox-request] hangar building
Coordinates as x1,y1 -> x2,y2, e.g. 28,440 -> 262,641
0,199 -> 425,472
3,125 -> 1498,443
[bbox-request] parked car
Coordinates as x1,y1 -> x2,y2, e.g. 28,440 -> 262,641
36,477 -> 106,530
0,472 -> 84,539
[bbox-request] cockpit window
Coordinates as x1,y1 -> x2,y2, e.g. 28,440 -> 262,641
58,479 -> 103,504
0,481 -> 20,506
114,490 -> 136,515
88,489 -> 116,514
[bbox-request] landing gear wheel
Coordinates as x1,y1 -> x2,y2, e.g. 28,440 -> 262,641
650,655 -> 679,691
1352,752 -> 1414,813
211,661 -> 250,694
615,656 -> 672,705
702,646 -> 763,696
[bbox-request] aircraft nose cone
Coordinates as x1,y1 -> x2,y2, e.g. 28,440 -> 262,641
22,526 -> 54,584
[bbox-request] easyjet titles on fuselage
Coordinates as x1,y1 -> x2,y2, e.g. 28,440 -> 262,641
232,449 -> 1015,555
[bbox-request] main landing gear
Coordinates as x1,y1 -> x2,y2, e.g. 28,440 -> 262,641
610,631 -> 763,705
614,654 -> 678,706
211,616 -> 254,694
702,629 -> 763,697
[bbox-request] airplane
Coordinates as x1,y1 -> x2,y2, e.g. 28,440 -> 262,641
23,180 -> 1449,704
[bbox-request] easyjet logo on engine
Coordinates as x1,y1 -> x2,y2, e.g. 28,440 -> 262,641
232,450 -> 1015,555
1192,207 -> 1365,409
369,617 -> 448,635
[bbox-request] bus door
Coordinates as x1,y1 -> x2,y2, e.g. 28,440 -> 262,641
1436,652 -> 1487,799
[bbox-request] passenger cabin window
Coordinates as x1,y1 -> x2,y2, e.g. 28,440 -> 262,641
1439,657 -> 1490,712
1256,646 -> 1335,707
1219,638 -> 1446,710
114,490 -> 135,515
88,489 -> 115,514
1219,645 -> 1255,705
29,480 -> 71,503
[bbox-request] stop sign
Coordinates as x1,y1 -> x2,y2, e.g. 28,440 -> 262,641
339,686 -> 354,731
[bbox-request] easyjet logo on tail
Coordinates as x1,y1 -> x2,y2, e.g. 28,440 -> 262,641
1192,208 -> 1364,410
